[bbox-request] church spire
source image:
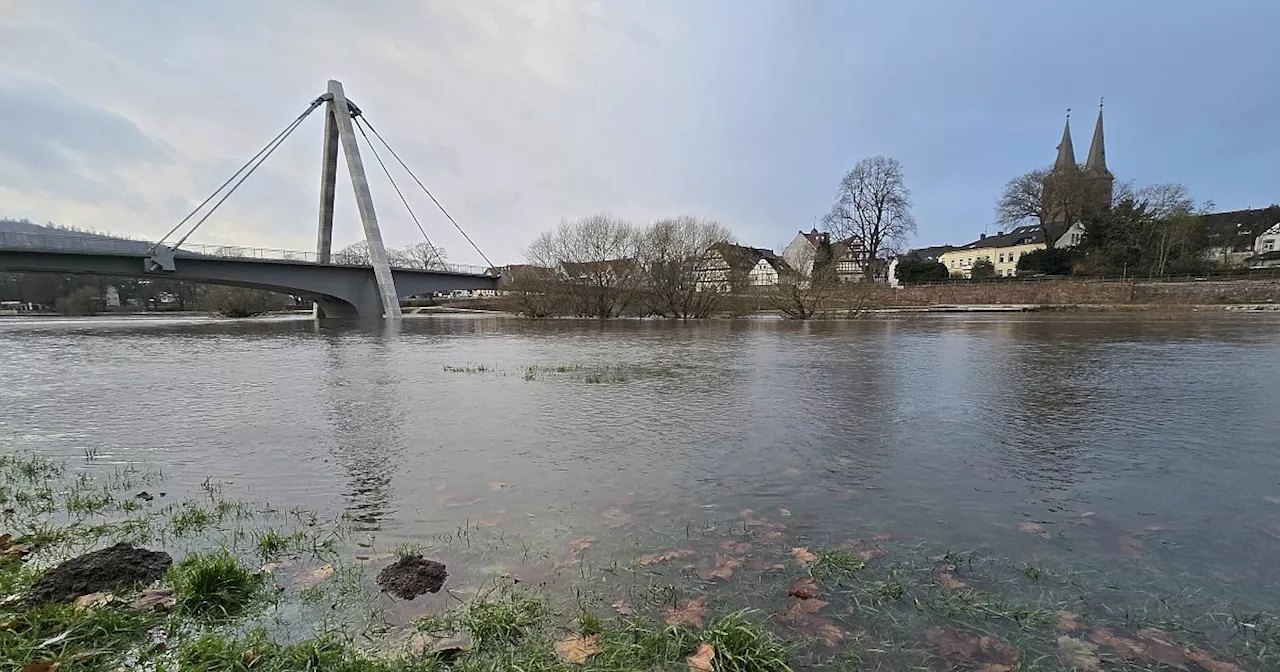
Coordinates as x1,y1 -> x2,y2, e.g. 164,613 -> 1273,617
1054,109 -> 1077,172
1085,99 -> 1109,175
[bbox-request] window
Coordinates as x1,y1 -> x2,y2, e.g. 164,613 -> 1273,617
998,253 -> 1005,263
1265,240 -> 1275,251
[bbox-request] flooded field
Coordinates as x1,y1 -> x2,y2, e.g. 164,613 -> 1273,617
3,313 -> 1279,670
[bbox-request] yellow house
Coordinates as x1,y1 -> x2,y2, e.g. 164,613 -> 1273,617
940,223 -> 1084,278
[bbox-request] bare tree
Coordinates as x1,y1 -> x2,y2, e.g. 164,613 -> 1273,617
525,214 -> 641,318
639,216 -> 734,319
999,167 -> 1122,248
823,156 -> 916,280
389,241 -> 448,269
333,241 -> 371,265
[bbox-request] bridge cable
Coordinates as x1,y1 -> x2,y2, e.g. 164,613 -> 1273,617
355,116 -> 497,272
156,98 -> 325,250
353,117 -> 447,270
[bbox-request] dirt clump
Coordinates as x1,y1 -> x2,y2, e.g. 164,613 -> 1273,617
376,555 -> 447,600
28,542 -> 172,604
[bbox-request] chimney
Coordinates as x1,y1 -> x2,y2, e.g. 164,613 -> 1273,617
979,233 -> 986,240
996,231 -> 1004,237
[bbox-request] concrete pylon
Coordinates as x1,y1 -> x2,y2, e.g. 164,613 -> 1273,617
317,79 -> 402,320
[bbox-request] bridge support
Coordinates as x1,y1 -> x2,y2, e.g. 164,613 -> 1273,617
314,79 -> 402,320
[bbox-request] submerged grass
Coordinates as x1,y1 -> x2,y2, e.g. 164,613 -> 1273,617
4,453 -> 1280,671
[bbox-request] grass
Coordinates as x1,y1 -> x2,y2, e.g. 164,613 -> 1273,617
170,550 -> 265,620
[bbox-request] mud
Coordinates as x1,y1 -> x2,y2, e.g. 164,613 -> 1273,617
376,555 -> 447,600
28,542 -> 172,604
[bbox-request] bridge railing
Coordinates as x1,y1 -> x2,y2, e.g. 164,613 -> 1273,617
0,232 -> 495,276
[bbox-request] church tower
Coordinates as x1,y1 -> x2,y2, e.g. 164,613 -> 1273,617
1042,102 -> 1113,235
1082,101 -> 1114,209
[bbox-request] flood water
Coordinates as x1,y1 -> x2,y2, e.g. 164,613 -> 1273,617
3,313 -> 1280,651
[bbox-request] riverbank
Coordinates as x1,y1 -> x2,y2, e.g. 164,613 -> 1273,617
4,454 -> 1276,671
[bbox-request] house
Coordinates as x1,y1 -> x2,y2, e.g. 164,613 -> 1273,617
780,229 -> 873,283
696,243 -> 792,291
1254,222 -> 1280,255
887,245 -> 956,288
1200,206 -> 1280,268
939,223 -> 1085,278
559,259 -> 638,285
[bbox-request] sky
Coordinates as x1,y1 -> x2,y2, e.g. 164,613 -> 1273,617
2,1 -> 1278,266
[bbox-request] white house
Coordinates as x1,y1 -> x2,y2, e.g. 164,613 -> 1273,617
780,229 -> 872,283
1256,223 -> 1280,255
697,243 -> 789,292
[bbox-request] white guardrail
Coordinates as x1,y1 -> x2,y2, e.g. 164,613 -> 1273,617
0,232 -> 494,275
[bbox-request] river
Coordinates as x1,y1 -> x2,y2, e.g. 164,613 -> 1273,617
3,313 -> 1279,663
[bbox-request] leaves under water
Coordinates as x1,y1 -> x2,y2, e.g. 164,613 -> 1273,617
665,595 -> 710,628
554,633 -> 602,664
686,641 -> 715,671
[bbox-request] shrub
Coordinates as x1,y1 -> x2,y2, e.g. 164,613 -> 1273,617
1017,247 -> 1078,276
970,259 -> 996,279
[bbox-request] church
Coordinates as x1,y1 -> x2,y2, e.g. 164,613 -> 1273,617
1044,104 -> 1114,228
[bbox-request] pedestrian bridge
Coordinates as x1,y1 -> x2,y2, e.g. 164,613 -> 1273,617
0,233 -> 499,319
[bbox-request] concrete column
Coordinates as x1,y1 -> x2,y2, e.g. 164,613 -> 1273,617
326,79 -> 402,320
314,102 -> 340,319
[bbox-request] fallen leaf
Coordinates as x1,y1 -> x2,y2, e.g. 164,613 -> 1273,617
778,508 -> 792,517
871,531 -> 892,542
687,642 -> 715,671
745,559 -> 786,572
611,599 -> 634,616
242,649 -> 260,668
718,540 -> 750,555
937,573 -> 967,590
566,536 -> 597,563
21,662 -> 58,672
1057,611 -> 1082,631
779,597 -> 828,623
858,548 -> 887,563
3,543 -> 31,559
1187,650 -> 1245,672
130,588 -> 175,613
488,482 -> 507,492
1058,636 -> 1102,672
638,548 -> 695,566
294,564 -> 334,588
788,577 -> 820,600
0,533 -> 10,548
925,626 -> 1020,672
1017,522 -> 1050,539
664,595 -> 709,627
431,634 -> 473,655
260,561 -> 291,574
1089,627 -> 1187,669
73,592 -> 114,612
603,507 -> 633,528
554,633 -> 602,664
1115,534 -> 1144,558
791,547 -> 817,567
699,554 -> 742,581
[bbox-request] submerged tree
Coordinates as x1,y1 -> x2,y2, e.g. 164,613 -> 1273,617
525,214 -> 642,318
640,216 -> 734,319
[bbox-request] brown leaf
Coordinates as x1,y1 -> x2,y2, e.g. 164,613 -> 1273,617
1089,627 -> 1190,669
1017,521 -> 1050,538
788,577 -> 820,600
1115,534 -> 1144,558
717,540 -> 750,556
1057,611 -> 1082,631
554,633 -> 602,664
637,548 -> 695,566
73,592 -> 114,612
937,573 -> 967,590
21,662 -> 58,672
611,599 -> 634,616
130,588 -> 175,612
603,507 -> 633,528
791,547 -> 817,567
699,554 -> 742,581
687,641 -> 715,671
294,564 -> 334,589
807,621 -> 848,647
925,626 -> 1020,672
566,536 -> 597,563
430,635 -> 473,655
779,597 -> 828,623
1058,636 -> 1102,672
871,531 -> 892,542
745,559 -> 786,572
3,543 -> 31,559
858,548 -> 887,563
664,595 -> 709,628
242,649 -> 260,668
0,533 -> 10,548
1187,650 -> 1245,672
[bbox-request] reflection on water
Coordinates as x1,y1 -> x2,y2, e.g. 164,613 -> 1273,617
3,313 -> 1280,606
